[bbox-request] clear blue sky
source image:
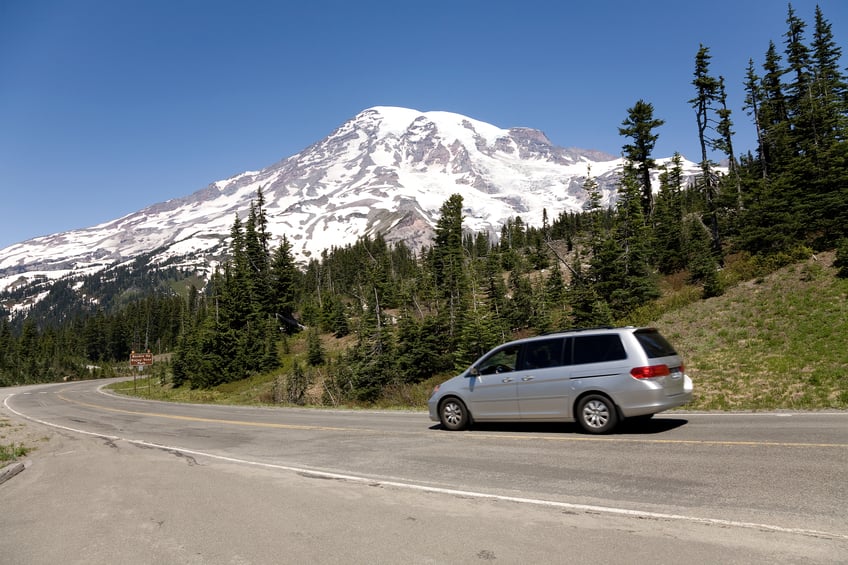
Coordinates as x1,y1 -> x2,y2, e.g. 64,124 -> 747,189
1,0 -> 845,249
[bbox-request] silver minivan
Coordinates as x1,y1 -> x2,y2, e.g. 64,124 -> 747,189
428,327 -> 693,434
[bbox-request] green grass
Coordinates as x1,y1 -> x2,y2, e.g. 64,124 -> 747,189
0,419 -> 32,463
0,442 -> 29,463
110,252 -> 848,412
656,252 -> 848,410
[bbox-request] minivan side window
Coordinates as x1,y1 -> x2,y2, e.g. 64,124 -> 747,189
572,335 -> 627,364
518,338 -> 565,370
476,345 -> 520,375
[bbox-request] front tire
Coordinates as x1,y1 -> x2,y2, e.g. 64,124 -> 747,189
576,394 -> 618,434
439,397 -> 469,431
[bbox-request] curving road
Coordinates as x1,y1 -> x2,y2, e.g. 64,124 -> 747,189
2,378 -> 846,564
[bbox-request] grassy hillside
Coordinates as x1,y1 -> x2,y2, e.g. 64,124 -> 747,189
654,251 -> 847,410
111,252 -> 848,412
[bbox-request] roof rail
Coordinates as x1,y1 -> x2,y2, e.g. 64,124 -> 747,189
542,326 -> 616,335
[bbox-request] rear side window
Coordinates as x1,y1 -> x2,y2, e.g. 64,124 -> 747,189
572,335 -> 627,364
518,338 -> 565,370
634,329 -> 677,358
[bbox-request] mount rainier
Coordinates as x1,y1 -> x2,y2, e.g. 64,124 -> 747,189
0,106 -> 705,300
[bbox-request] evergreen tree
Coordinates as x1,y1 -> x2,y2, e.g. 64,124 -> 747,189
743,58 -> 768,179
619,99 -> 664,218
591,170 -> 660,319
346,305 -> 396,402
286,360 -> 308,405
0,319 -> 13,380
834,239 -> 848,278
810,6 -> 847,146
683,215 -> 723,298
306,327 -> 325,366
245,198 -> 272,315
567,255 -> 613,328
759,41 -> 792,176
396,311 -> 455,381
543,260 -> 567,319
783,3 -> 815,156
689,44 -> 723,254
270,235 -> 301,332
653,154 -> 687,274
431,194 -> 469,340
506,266 -> 534,330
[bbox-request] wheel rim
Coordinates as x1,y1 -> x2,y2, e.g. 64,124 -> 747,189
443,401 -> 463,427
582,399 -> 610,429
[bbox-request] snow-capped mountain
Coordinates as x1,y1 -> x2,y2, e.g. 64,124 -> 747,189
0,106 -> 705,302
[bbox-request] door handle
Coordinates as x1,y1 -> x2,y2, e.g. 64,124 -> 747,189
521,376 -> 534,382
502,377 -> 513,383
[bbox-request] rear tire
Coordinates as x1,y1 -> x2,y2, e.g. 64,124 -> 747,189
439,398 -> 469,431
576,394 -> 618,434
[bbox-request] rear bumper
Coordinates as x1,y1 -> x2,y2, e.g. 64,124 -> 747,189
619,375 -> 693,418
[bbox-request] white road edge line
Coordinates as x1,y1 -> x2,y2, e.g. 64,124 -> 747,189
5,393 -> 846,542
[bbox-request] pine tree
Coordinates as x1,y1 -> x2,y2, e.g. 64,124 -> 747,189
270,235 -> 301,332
347,303 -> 396,402
431,194 -> 469,340
590,170 -> 659,319
543,260 -> 567,319
806,5 -> 848,244
783,3 -> 815,156
683,215 -> 723,298
245,198 -> 272,316
689,44 -> 723,254
759,41 -> 792,176
653,154 -> 686,274
743,58 -> 768,179
306,327 -> 325,366
567,255 -> 613,328
714,76 -> 742,211
506,266 -> 534,330
582,165 -> 604,244
619,99 -> 664,218
286,360 -> 308,405
810,6 -> 847,146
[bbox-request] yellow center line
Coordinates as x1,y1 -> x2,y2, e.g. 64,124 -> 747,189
467,431 -> 848,448
59,393 -> 847,448
57,393 -> 356,432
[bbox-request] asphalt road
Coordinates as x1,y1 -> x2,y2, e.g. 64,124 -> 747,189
1,379 -> 846,564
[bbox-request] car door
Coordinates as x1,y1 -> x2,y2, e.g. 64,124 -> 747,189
567,334 -> 631,415
515,337 -> 571,419
464,344 -> 521,420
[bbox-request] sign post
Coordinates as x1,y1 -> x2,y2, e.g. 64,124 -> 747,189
130,351 -> 154,394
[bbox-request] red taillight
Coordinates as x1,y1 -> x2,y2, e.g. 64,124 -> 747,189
630,364 -> 670,379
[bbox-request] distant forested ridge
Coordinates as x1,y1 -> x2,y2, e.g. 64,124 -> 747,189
2,5 -> 846,400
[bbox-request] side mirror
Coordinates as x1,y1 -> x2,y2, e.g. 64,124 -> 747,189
469,366 -> 480,377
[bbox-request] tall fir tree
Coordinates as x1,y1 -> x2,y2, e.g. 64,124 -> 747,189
619,99 -> 664,219
431,194 -> 469,340
653,154 -> 687,274
690,44 -> 723,254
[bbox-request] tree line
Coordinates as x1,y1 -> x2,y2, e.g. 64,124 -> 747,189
2,4 -> 846,401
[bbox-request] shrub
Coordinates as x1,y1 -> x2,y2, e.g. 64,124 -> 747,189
835,239 -> 848,278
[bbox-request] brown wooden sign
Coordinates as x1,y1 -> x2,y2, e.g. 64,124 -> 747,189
130,352 -> 153,366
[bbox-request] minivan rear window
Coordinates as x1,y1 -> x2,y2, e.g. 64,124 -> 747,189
634,329 -> 677,358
